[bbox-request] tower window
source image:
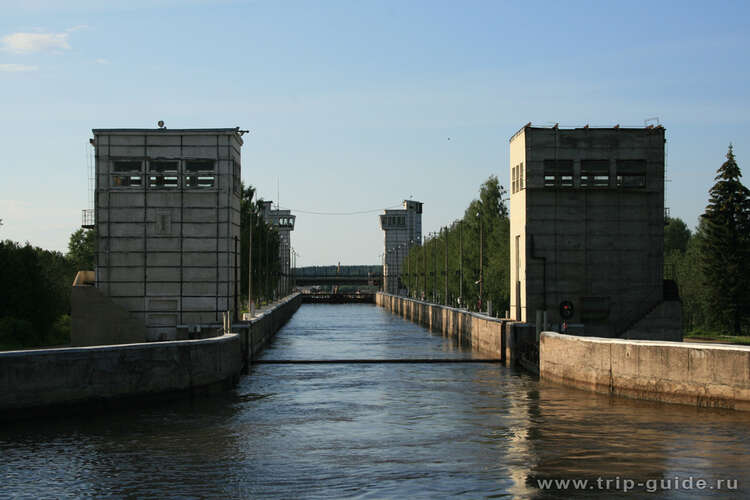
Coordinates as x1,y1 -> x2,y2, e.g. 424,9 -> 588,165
616,160 -> 647,188
581,160 -> 610,187
543,160 -> 574,187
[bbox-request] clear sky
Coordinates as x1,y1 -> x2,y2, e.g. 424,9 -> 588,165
2,0 -> 749,266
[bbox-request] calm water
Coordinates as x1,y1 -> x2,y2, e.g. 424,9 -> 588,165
2,304 -> 750,499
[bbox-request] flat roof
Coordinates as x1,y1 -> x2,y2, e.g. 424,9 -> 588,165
509,123 -> 665,142
93,128 -> 243,134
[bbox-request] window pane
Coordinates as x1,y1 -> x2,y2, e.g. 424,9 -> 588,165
149,175 -> 179,188
618,175 -> 646,188
149,160 -> 178,173
113,160 -> 142,172
185,175 -> 215,188
112,175 -> 142,187
185,160 -> 215,172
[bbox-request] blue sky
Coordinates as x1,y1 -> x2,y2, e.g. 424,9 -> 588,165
1,0 -> 749,265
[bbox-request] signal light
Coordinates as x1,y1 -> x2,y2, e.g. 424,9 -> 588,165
560,300 -> 574,319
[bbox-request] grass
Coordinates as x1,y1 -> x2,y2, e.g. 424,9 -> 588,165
684,329 -> 750,346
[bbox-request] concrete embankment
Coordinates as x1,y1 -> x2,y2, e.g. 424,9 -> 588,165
541,332 -> 750,411
376,292 -> 537,367
0,293 -> 302,420
237,293 -> 302,370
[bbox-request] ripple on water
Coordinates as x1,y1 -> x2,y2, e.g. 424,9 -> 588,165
2,304 -> 750,499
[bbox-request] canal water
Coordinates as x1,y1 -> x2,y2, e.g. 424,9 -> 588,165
2,304 -> 750,498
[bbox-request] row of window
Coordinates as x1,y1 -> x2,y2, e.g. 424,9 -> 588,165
112,174 -> 215,188
513,159 -> 647,191
277,217 -> 295,228
113,159 -> 216,173
381,215 -> 406,227
109,159 -> 242,191
511,162 -> 525,193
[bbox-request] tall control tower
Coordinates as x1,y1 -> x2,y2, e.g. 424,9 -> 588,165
379,200 -> 422,295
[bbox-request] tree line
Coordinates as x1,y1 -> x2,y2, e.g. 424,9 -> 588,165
666,146 -> 750,335
401,175 -> 511,314
1,182 -> 282,348
239,183 -> 283,307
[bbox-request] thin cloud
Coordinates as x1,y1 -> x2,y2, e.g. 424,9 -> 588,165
95,58 -> 110,65
1,31 -> 71,54
66,25 -> 89,32
0,63 -> 38,72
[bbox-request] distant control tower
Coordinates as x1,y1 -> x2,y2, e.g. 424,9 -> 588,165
261,201 -> 296,297
379,200 -> 422,295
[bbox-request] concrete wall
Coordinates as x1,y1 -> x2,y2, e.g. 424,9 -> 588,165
0,334 -> 240,419
237,293 -> 302,370
2,293 -> 302,420
71,285 -> 148,346
541,332 -> 750,411
376,293 -> 538,369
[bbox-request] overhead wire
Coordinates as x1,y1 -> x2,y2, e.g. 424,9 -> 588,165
276,202 -> 403,216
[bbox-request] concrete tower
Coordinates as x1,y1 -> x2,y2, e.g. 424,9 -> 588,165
74,127 -> 244,345
509,124 -> 681,340
260,201 -> 296,297
379,200 -> 423,295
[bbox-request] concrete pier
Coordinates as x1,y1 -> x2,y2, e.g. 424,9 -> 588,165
376,292 -> 538,368
541,332 -> 750,411
0,293 -> 301,420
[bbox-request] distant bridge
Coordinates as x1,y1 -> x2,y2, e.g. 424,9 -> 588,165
294,274 -> 382,287
301,292 -> 376,304
293,266 -> 382,288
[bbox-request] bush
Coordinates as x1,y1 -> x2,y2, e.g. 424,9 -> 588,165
49,314 -> 71,346
0,317 -> 39,349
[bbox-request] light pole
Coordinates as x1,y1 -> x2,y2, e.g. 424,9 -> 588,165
248,211 -> 254,317
444,227 -> 448,306
396,244 -> 401,296
379,252 -> 384,292
459,220 -> 463,307
431,232 -> 437,302
477,208 -> 483,312
422,237 -> 427,300
407,239 -> 413,298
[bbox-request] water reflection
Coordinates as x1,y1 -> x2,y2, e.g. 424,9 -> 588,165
1,304 -> 748,498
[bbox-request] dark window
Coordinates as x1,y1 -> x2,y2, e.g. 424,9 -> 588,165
581,160 -> 610,187
149,175 -> 179,188
113,160 -> 142,172
112,175 -> 142,187
616,160 -> 647,188
185,160 -> 215,172
233,160 -> 241,195
185,175 -> 215,188
149,160 -> 179,173
543,160 -> 574,187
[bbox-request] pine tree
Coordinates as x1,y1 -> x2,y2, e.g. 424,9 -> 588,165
700,145 -> 750,334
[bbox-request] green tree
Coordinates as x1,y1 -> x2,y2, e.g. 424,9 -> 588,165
700,145 -> 750,334
0,241 -> 73,348
67,228 -> 96,270
238,182 -> 281,306
664,216 -> 691,254
403,175 -> 510,315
